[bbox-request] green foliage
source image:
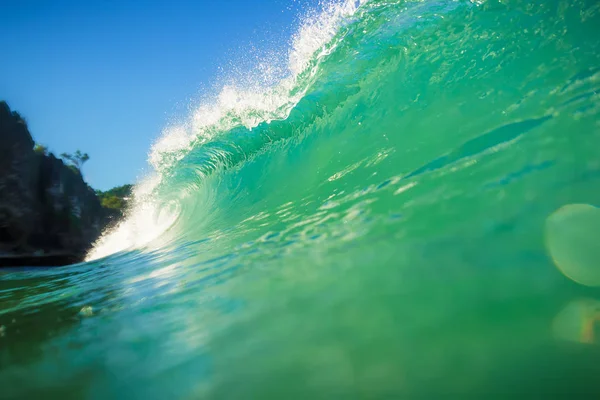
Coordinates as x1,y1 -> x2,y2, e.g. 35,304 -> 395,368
33,143 -> 48,155
66,164 -> 81,175
101,195 -> 127,210
96,184 -> 133,213
60,150 -> 90,171
30,137 -> 132,216
101,184 -> 133,199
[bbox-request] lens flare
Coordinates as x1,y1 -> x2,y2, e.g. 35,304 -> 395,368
545,204 -> 600,287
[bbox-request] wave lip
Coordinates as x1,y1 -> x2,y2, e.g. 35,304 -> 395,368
86,0 -> 367,260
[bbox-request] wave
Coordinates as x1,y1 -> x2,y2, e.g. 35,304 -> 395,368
5,0 -> 600,396
87,0 -> 371,260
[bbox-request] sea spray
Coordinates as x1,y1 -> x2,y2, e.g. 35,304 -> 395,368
87,0 -> 367,260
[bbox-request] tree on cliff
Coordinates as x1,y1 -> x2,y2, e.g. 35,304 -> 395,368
60,150 -> 90,172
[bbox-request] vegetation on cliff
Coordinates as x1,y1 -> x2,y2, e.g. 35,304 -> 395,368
60,150 -> 90,172
96,184 -> 133,216
0,100 -> 131,265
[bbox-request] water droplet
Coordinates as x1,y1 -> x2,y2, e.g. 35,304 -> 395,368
553,299 -> 600,344
79,306 -> 94,317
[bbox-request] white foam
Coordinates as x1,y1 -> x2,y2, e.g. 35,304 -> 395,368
148,0 -> 366,172
86,175 -> 180,261
86,0 -> 366,261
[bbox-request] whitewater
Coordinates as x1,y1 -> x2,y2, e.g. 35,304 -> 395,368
2,0 -> 600,398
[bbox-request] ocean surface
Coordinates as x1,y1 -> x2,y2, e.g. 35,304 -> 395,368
2,0 -> 600,398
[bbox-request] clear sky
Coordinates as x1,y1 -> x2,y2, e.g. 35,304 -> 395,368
0,0 -> 313,190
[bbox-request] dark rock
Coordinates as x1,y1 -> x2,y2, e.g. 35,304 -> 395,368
0,101 -> 109,266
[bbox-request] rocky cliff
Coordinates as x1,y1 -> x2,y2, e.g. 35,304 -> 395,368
0,101 -> 107,265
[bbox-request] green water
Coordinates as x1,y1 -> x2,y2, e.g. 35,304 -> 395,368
2,0 -> 600,398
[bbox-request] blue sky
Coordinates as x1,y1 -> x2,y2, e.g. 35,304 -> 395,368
0,0 -> 313,190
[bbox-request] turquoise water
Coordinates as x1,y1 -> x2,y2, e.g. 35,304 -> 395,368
2,0 -> 600,397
